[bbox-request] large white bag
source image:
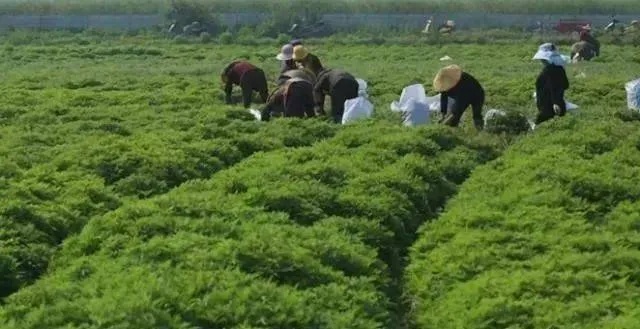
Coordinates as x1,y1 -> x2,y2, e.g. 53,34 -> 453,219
401,98 -> 431,127
391,84 -> 429,112
425,93 -> 455,112
342,96 -> 373,124
626,78 -> 640,111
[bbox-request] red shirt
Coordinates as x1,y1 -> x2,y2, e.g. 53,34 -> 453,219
225,61 -> 256,85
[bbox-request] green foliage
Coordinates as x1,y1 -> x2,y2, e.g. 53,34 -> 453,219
0,121 -> 502,328
407,116 -> 640,328
1,32 -> 640,328
484,110 -> 532,135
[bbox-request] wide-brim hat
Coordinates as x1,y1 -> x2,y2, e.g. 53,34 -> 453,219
533,43 -> 567,65
433,64 -> 462,92
292,45 -> 309,61
276,44 -> 293,61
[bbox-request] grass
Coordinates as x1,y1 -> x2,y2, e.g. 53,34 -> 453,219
0,0 -> 639,15
1,32 -> 640,328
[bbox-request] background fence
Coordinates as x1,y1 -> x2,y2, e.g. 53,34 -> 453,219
0,13 -> 638,31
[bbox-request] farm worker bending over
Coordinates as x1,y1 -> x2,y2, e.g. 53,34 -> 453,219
313,68 -> 359,123
532,43 -> 570,125
625,20 -> 640,33
259,69 -> 316,121
276,44 -> 297,74
579,29 -> 600,56
292,45 -> 325,77
221,60 -> 269,108
570,41 -> 597,62
432,64 -> 485,130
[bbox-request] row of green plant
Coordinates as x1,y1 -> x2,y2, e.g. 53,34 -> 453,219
3,28 -> 640,49
406,113 -> 640,328
1,36 -> 639,327
1,0 -> 640,15
0,119 -> 505,328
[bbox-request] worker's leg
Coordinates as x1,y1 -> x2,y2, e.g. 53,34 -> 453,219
471,92 -> 485,130
330,78 -> 359,123
253,69 -> 269,103
240,85 -> 253,109
534,104 -> 555,125
239,71 -> 256,108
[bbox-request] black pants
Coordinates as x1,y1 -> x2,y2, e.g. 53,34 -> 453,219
284,81 -> 315,118
535,92 -> 566,125
330,78 -> 359,123
442,93 -> 485,129
240,68 -> 269,108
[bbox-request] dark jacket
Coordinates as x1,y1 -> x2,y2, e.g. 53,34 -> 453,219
440,72 -> 485,115
260,78 -> 315,121
313,69 -> 356,110
298,53 -> 324,76
277,69 -> 316,86
536,64 -> 569,114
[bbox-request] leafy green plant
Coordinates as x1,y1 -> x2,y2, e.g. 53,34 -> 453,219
407,117 -> 640,329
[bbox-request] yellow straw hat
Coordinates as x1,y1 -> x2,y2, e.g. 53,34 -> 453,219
292,45 -> 309,61
433,64 -> 462,92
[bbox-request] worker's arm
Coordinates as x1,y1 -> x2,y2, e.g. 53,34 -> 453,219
550,69 -> 569,115
313,74 -> 329,115
310,56 -> 324,75
440,91 -> 449,116
221,62 -> 237,104
224,79 -> 233,104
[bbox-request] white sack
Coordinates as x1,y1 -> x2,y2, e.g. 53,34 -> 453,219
401,99 -> 431,127
626,78 -> 640,111
391,84 -> 429,112
248,108 -> 261,121
342,96 -> 374,124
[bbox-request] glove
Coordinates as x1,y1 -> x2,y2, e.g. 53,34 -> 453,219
553,104 -> 561,114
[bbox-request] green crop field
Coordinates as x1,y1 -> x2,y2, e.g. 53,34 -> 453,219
1,31 -> 640,328
1,0 -> 640,15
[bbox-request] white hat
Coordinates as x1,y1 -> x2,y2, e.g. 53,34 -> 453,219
532,43 -> 566,66
276,44 -> 293,61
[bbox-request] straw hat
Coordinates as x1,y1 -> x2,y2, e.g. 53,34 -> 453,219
276,44 -> 293,61
433,64 -> 462,92
292,45 -> 309,61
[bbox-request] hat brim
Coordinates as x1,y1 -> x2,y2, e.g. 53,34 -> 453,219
433,66 -> 462,92
533,51 -> 567,66
292,53 -> 307,61
276,53 -> 293,61
533,50 -> 553,61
